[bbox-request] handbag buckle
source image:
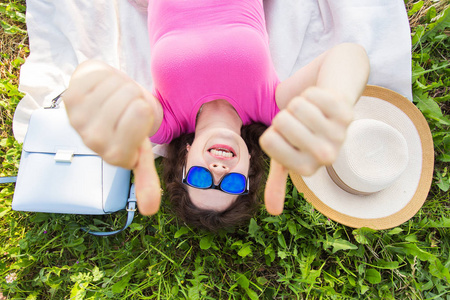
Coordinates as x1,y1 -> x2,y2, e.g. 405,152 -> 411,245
126,200 -> 137,212
54,150 -> 74,163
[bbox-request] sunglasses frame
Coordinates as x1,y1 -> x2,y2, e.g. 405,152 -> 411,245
182,165 -> 249,195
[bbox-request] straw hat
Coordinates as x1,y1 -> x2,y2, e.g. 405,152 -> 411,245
290,85 -> 434,230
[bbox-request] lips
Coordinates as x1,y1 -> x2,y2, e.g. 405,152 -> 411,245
208,144 -> 236,159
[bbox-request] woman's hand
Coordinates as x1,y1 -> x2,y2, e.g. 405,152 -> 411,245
63,60 -> 161,215
262,87 -> 353,175
261,43 -> 369,215
260,87 -> 354,215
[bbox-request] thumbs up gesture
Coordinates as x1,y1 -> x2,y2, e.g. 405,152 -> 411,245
260,87 -> 353,215
63,60 -> 162,215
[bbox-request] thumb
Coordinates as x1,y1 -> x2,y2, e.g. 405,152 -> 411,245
264,159 -> 289,215
133,138 -> 161,216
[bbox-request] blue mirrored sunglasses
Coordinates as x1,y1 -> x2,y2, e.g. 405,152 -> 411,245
182,165 -> 249,195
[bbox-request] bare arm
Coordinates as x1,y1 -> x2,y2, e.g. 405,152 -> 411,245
276,43 -> 370,110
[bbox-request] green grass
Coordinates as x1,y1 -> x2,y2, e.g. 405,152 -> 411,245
1,1 -> 450,299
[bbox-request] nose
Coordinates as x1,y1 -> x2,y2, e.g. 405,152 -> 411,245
209,162 -> 229,184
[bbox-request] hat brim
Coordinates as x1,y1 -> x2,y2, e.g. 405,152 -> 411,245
290,85 -> 434,230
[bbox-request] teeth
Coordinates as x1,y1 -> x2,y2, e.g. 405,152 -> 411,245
210,149 -> 233,158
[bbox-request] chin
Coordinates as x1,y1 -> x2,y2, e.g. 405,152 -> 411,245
207,130 -> 243,145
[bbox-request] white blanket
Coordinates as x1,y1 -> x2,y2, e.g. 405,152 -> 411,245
14,0 -> 412,153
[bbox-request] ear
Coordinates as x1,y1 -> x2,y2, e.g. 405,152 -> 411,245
186,143 -> 191,152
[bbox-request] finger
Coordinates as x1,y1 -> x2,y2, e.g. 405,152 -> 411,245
260,127 -> 319,176
64,62 -> 126,132
134,139 -> 161,216
303,87 -> 353,125
271,111 -> 336,165
79,73 -> 128,113
100,99 -> 153,169
285,99 -> 345,153
66,74 -> 126,132
264,160 -> 288,215
65,60 -> 115,102
97,80 -> 142,131
286,96 -> 331,135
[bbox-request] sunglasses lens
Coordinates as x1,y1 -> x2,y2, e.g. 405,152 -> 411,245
186,166 -> 212,188
221,173 -> 246,194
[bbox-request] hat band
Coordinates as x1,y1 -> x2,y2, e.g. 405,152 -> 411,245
326,166 -> 373,196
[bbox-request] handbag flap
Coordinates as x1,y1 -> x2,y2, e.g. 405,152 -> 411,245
23,108 -> 96,155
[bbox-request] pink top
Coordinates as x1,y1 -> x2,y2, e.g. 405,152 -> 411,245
148,0 -> 280,144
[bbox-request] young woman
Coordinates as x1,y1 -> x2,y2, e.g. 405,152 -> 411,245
63,0 -> 370,231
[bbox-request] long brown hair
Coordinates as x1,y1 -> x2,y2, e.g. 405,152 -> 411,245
162,123 -> 268,231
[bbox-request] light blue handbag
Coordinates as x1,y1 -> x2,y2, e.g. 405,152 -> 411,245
1,96 -> 136,236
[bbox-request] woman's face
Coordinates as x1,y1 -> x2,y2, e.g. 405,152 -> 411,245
185,127 -> 251,211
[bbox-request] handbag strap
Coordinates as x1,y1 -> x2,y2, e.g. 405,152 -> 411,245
46,90 -> 65,109
0,177 -> 17,184
82,184 -> 137,236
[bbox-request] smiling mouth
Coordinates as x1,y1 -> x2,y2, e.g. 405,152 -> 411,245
208,145 -> 236,159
